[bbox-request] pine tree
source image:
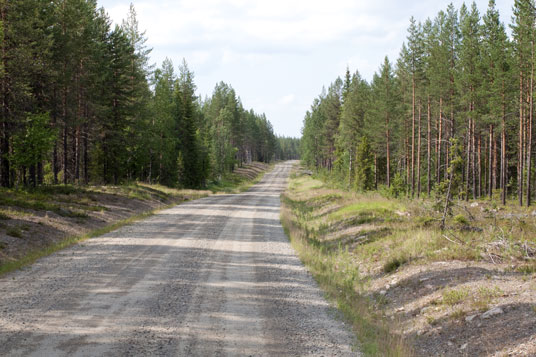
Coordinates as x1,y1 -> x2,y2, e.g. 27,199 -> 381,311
459,2 -> 482,200
151,58 -> 178,185
367,57 -> 398,188
405,17 -> 425,197
177,59 -> 202,188
121,4 -> 153,181
338,71 -> 369,186
512,0 -> 536,206
355,136 -> 374,191
482,0 -> 512,204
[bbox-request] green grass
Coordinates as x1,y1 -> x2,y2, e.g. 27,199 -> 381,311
6,226 -> 23,238
442,287 -> 470,306
383,255 -> 409,273
471,286 -> 503,311
284,166 -> 536,356
281,210 -> 409,356
281,178 -> 411,356
207,163 -> 272,193
334,200 -> 399,217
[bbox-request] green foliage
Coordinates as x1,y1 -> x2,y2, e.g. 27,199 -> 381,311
299,1 -> 533,210
383,255 -> 409,273
442,288 -> 469,306
275,136 -> 300,160
11,113 -> 57,169
355,136 -> 374,192
453,214 -> 469,225
6,226 -> 23,238
0,2 -> 276,190
389,172 -> 407,198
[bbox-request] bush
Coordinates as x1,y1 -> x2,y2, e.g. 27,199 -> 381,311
383,254 -> 408,273
6,227 -> 23,238
389,172 -> 406,198
453,214 -> 469,225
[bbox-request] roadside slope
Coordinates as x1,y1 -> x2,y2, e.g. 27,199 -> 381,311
0,162 -> 271,272
282,167 -> 536,356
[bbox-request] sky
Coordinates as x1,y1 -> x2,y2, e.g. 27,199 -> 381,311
97,0 -> 514,138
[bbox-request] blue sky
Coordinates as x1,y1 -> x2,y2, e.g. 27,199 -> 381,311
97,0 -> 513,138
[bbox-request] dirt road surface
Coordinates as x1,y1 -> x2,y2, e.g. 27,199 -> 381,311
0,162 -> 357,356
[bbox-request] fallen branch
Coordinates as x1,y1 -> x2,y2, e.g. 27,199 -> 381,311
442,234 -> 461,245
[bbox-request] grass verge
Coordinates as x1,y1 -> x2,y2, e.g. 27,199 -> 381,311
207,162 -> 273,193
281,194 -> 411,356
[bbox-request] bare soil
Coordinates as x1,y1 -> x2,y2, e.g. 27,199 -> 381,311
0,186 -> 207,266
367,260 -> 536,356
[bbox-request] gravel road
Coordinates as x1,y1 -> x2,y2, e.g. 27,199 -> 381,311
0,162 -> 357,356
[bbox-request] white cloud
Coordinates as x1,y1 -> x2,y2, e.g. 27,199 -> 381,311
98,0 -> 514,137
279,94 -> 295,105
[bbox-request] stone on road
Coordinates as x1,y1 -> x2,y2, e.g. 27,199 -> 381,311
0,162 -> 357,356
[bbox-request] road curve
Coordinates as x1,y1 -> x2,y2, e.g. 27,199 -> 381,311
0,162 -> 357,356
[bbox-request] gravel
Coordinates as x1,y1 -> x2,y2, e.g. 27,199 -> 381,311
0,162 -> 358,356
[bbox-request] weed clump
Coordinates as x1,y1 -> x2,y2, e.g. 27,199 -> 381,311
442,287 -> 469,306
453,214 -> 469,225
6,227 -> 23,238
383,255 -> 408,273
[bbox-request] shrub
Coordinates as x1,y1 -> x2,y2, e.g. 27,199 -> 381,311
383,254 -> 408,273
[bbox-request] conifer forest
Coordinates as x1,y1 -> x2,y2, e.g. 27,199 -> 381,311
301,0 -> 536,206
0,1 -> 299,189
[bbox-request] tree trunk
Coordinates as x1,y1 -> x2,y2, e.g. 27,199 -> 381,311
374,154 -> 378,190
465,117 -> 471,201
29,164 -> 36,187
411,77 -> 416,197
0,121 -> 9,187
417,103 -> 422,198
37,161 -> 43,185
527,40 -> 534,206
502,109 -> 506,205
519,71 -> 524,206
427,96 -> 431,195
83,123 -> 89,185
478,134 -> 482,198
472,120 -> 477,199
75,126 -> 80,183
489,125 -> 493,199
63,126 -> 68,185
437,97 -> 443,185
386,115 -> 390,188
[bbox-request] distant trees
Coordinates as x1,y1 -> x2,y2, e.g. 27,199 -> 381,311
275,136 -> 300,160
0,1 -> 278,189
301,0 -> 536,206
